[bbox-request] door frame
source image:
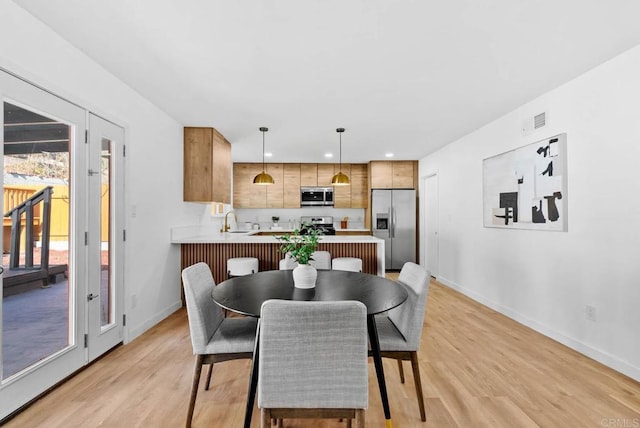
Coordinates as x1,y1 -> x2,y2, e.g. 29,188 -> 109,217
422,172 -> 439,278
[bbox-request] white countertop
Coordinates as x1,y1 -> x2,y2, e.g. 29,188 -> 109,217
170,225 -> 381,244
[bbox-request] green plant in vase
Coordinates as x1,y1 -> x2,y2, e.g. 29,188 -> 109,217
277,226 -> 321,288
277,226 -> 320,264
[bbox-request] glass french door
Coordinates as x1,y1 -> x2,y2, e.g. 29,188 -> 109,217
87,114 -> 124,362
0,70 -> 86,419
0,71 -> 124,420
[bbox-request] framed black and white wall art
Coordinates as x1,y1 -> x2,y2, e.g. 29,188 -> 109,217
483,133 -> 567,231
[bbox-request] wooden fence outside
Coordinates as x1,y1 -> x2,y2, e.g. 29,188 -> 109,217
3,184 -> 109,252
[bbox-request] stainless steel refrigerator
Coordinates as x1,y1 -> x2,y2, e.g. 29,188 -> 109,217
372,189 -> 416,270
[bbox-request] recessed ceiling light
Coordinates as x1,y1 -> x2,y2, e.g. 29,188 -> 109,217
324,153 -> 333,158
264,152 -> 273,157
385,153 -> 394,158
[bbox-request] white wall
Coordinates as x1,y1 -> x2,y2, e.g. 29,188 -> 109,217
0,0 -> 204,341
419,44 -> 640,380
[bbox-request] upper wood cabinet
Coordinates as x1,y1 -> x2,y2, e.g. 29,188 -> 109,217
391,161 -> 415,188
233,163 -> 266,208
350,164 -> 368,208
369,160 -> 417,189
265,164 -> 284,208
369,161 -> 393,189
283,164 -> 301,208
333,164 -> 351,208
317,163 -> 335,186
183,127 -> 231,203
300,164 -> 318,186
233,162 -> 369,208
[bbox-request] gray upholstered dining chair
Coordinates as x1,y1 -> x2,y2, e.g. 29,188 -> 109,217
258,300 -> 368,428
182,262 -> 258,428
374,262 -> 430,422
309,250 -> 331,270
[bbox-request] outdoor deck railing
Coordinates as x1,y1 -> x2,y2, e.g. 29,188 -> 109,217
3,186 -> 53,270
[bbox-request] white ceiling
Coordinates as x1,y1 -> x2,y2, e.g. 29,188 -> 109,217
13,0 -> 640,163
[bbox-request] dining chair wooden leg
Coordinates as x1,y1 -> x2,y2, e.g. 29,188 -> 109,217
204,363 -> 213,390
397,359 -> 405,383
354,409 -> 365,428
410,351 -> 426,422
187,354 -> 204,428
346,418 -> 352,428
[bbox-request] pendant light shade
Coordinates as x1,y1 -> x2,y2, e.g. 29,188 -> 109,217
331,127 -> 350,186
253,127 -> 274,185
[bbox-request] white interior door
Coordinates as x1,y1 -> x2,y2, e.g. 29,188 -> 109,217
87,114 -> 124,361
424,174 -> 439,278
0,70 -> 87,420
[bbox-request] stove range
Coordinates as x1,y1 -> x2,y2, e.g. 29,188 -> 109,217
299,215 -> 336,235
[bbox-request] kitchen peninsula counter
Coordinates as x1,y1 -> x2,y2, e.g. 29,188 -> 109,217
172,226 -> 385,283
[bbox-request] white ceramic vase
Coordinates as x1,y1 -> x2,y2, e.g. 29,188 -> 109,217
292,263 -> 317,289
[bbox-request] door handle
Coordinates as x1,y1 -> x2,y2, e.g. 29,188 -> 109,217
87,293 -> 99,301
390,207 -> 396,238
0,266 -> 4,275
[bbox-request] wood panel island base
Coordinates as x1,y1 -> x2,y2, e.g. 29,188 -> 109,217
171,230 -> 385,286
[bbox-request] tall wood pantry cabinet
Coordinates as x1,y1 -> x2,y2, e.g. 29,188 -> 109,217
183,127 -> 231,203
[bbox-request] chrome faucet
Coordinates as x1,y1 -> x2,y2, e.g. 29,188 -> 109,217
221,210 -> 237,233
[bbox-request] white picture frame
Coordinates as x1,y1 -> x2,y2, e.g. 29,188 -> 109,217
483,133 -> 567,231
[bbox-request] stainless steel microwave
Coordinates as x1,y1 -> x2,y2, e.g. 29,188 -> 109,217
300,187 -> 334,206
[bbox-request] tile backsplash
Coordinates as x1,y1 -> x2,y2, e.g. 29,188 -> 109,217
235,207 -> 366,230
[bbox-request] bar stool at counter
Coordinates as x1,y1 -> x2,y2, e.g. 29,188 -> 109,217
278,253 -> 298,270
227,257 -> 259,278
332,257 -> 363,272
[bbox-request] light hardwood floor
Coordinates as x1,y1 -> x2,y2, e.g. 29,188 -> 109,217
5,279 -> 640,427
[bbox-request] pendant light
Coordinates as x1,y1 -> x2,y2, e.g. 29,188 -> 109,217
331,127 -> 350,185
253,127 -> 274,185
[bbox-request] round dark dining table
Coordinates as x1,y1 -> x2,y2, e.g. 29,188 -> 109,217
212,269 -> 409,428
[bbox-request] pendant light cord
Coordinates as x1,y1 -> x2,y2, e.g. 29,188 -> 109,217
339,131 -> 342,171
262,129 -> 266,171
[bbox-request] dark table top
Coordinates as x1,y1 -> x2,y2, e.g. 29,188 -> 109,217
212,270 -> 408,317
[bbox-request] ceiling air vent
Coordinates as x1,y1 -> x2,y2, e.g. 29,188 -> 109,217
534,112 -> 546,129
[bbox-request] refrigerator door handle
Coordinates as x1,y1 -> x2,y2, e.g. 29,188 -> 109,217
390,207 -> 394,238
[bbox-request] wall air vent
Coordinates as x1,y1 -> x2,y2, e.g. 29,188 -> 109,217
522,111 -> 548,136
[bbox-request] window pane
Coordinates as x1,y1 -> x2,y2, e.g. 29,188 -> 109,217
2,101 -> 72,379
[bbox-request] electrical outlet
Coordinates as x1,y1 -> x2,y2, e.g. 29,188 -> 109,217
585,305 -> 596,322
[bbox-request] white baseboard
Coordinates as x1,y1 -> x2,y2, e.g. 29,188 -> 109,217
125,300 -> 182,343
436,275 -> 640,382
